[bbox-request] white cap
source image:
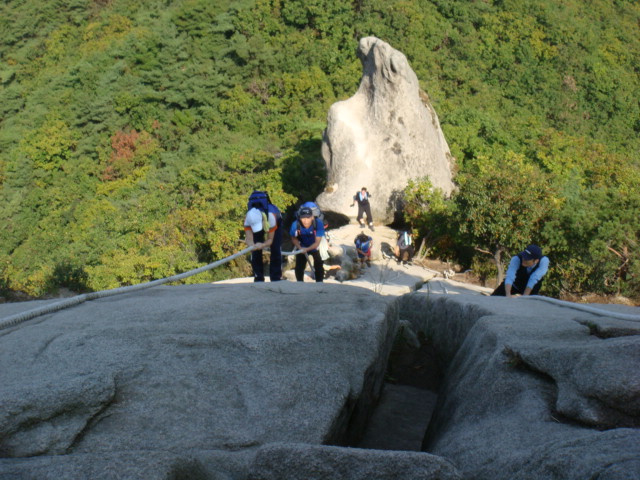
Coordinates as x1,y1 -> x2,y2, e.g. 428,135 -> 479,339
246,208 -> 263,233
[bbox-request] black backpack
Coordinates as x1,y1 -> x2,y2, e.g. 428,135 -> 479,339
248,190 -> 282,224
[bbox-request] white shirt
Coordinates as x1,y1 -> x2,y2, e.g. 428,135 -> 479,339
244,211 -> 277,233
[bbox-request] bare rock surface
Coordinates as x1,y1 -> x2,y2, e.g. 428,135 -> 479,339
317,37 -> 455,223
357,384 -> 437,452
322,224 -> 440,295
1,260 -> 638,479
401,289 -> 640,480
0,282 -> 412,478
248,443 -> 463,480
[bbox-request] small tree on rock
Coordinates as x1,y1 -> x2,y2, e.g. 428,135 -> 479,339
452,151 -> 557,284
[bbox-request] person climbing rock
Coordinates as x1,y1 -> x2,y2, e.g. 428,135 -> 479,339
492,244 -> 549,296
244,191 -> 282,282
351,187 -> 374,231
290,206 -> 325,282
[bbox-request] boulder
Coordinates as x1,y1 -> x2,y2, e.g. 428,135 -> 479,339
0,283 -> 408,478
317,37 -> 455,223
2,276 -> 637,479
0,451 -> 212,480
248,443 -> 462,480
400,291 -> 640,480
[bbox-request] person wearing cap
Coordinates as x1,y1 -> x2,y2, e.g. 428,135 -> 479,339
244,207 -> 282,282
290,206 -> 325,282
492,244 -> 550,296
350,187 -> 375,231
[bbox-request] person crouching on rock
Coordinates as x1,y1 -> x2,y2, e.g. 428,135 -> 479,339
351,187 -> 374,231
492,244 -> 549,296
355,233 -> 373,268
290,207 -> 325,282
395,231 -> 414,265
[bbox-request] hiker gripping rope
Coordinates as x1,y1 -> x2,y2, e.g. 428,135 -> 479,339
350,187 -> 374,231
290,205 -> 325,282
244,191 -> 283,282
492,244 -> 549,297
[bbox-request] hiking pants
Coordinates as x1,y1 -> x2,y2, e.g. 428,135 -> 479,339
250,226 -> 283,282
357,204 -> 373,225
295,250 -> 324,282
398,245 -> 415,262
269,223 -> 283,281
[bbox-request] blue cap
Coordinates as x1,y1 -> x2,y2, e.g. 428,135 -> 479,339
521,245 -> 542,260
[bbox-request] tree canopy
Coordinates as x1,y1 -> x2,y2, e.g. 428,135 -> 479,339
0,0 -> 638,299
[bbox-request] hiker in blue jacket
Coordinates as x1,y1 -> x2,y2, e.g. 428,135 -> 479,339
354,233 -> 373,268
290,206 -> 325,282
492,244 -> 549,296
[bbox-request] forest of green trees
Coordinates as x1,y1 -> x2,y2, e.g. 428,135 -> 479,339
0,0 -> 638,300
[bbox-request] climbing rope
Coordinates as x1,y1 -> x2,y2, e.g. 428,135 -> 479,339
517,295 -> 640,321
5,245 -> 635,332
424,278 -> 640,321
0,246 -> 304,332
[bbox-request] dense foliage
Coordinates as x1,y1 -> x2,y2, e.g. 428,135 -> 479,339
0,0 -> 638,299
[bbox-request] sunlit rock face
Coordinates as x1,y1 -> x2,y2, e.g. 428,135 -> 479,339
317,36 -> 455,223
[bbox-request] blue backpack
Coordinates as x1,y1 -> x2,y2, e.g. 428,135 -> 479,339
296,201 -> 324,223
248,191 -> 281,224
295,201 -> 324,238
355,234 -> 372,252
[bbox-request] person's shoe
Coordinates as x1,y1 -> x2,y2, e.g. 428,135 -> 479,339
369,224 -> 375,231
359,223 -> 365,229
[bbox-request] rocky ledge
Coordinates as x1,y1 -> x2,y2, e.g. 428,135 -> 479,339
0,280 -> 638,479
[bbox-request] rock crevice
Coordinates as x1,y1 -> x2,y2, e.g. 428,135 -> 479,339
399,291 -> 640,480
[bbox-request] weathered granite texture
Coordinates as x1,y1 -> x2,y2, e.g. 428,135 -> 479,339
0,282 -> 415,478
2,278 -> 638,479
317,37 -> 455,223
400,291 -> 640,480
0,451 -> 212,480
247,443 -> 462,480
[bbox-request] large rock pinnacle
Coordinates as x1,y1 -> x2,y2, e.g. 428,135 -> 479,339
317,37 -> 455,223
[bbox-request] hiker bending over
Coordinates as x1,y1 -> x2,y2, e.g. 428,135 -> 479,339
492,244 -> 549,296
351,187 -> 374,231
354,233 -> 373,268
244,191 -> 283,282
395,231 -> 414,265
290,206 -> 325,282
